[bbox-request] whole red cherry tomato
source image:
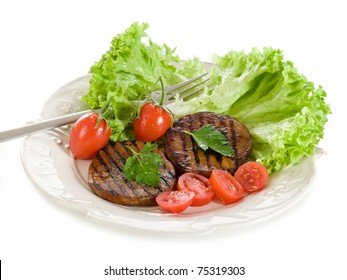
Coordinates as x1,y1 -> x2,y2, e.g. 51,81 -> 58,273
69,112 -> 111,159
133,102 -> 172,142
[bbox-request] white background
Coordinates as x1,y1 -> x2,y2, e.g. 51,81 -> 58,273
0,0 -> 345,279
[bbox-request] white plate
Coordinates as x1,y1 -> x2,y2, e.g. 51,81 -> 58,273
21,74 -> 317,234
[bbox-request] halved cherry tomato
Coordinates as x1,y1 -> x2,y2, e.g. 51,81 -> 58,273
209,169 -> 246,204
177,173 -> 214,206
133,102 -> 172,142
69,112 -> 111,160
156,191 -> 194,214
235,161 -> 268,193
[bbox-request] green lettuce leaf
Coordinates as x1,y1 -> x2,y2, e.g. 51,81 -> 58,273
82,23 -> 330,173
168,47 -> 331,173
82,22 -> 203,141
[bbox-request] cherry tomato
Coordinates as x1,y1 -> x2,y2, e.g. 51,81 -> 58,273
177,173 -> 214,206
209,169 -> 246,204
156,191 -> 194,214
133,102 -> 172,142
235,161 -> 268,193
69,112 -> 111,160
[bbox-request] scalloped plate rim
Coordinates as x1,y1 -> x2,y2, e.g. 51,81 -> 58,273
20,73 -> 318,234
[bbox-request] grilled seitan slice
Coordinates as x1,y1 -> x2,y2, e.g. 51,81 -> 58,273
88,140 -> 176,206
164,112 -> 252,177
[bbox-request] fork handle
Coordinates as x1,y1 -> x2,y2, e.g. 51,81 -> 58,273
0,110 -> 91,142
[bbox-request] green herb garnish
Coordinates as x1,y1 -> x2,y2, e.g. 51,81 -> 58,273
124,142 -> 164,186
185,125 -> 235,156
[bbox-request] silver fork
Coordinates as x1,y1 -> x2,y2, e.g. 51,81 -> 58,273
0,73 -> 211,142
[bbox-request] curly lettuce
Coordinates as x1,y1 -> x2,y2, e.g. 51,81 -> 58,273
82,22 -> 203,141
168,47 -> 331,173
82,22 -> 330,173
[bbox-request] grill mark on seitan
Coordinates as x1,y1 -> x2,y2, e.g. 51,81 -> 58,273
182,115 -> 198,173
195,114 -> 208,172
164,112 -> 252,177
121,141 -> 156,198
189,113 -> 203,172
89,160 -> 115,193
219,116 -> 237,171
113,141 -> 150,198
103,144 -> 138,197
97,148 -> 134,197
90,154 -> 116,193
88,140 -> 177,206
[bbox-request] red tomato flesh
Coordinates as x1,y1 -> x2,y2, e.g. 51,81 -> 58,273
177,173 -> 214,206
133,102 -> 172,142
156,191 -> 194,214
69,112 -> 111,160
235,161 -> 268,193
209,169 -> 246,204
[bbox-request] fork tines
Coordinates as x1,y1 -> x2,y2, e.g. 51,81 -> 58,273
159,73 -> 212,103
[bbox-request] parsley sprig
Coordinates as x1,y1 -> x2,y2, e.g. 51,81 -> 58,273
124,143 -> 164,186
185,125 -> 235,156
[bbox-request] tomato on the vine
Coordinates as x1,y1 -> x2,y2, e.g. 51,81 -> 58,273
177,173 -> 214,206
209,169 -> 246,204
69,112 -> 111,160
133,102 -> 172,142
235,161 -> 268,193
